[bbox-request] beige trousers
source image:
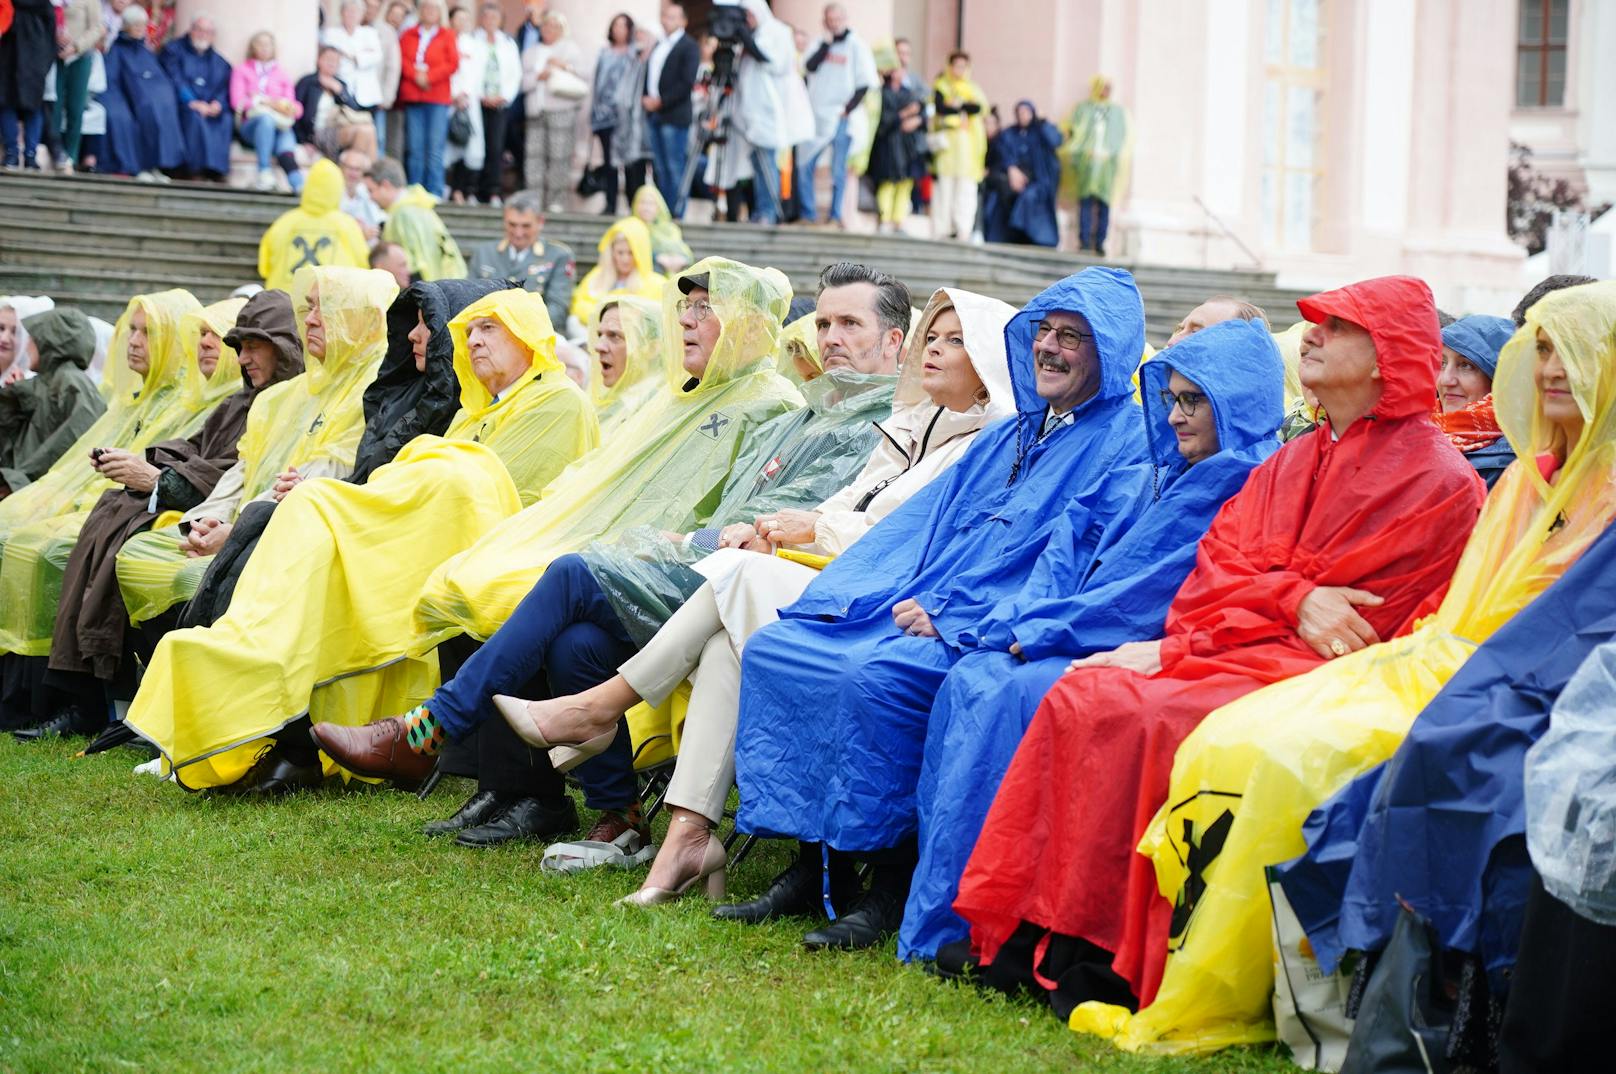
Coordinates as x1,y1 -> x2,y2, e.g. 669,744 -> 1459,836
617,583 -> 739,822
933,174 -> 979,240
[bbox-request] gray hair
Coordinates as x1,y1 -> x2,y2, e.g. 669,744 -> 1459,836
1201,294 -> 1271,333
505,190 -> 545,216
366,157 -> 406,187
816,262 -> 912,337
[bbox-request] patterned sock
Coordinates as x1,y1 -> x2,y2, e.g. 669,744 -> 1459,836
400,705 -> 444,756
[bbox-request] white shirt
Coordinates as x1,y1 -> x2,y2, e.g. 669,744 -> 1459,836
647,27 -> 683,98
321,24 -> 384,107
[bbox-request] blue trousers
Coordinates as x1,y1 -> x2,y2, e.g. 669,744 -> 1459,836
429,554 -> 639,811
749,144 -> 783,225
1079,195 -> 1110,250
646,116 -> 689,217
794,117 -> 851,223
0,108 -> 42,167
404,102 -> 448,197
242,114 -> 302,190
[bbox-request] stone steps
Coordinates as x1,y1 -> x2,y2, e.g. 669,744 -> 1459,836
0,172 -> 1311,338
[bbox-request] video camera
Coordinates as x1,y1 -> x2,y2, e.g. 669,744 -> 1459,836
706,3 -> 750,86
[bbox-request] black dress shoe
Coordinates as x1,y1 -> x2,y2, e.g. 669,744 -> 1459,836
802,888 -> 906,951
216,746 -> 324,797
928,938 -> 983,982
453,796 -> 577,848
12,705 -> 101,742
422,789 -> 501,837
712,858 -> 862,925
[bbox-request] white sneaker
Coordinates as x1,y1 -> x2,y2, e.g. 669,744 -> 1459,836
254,169 -> 277,192
133,757 -> 165,778
135,170 -> 158,183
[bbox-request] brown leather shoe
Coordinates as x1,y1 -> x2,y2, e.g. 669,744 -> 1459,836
308,717 -> 436,783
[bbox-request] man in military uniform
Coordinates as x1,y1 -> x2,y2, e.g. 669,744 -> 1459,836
465,191 -> 576,331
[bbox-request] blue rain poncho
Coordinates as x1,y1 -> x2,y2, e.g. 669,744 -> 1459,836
732,267 -> 1149,851
583,364 -> 896,645
899,317 -> 1286,961
1278,517 -> 1616,988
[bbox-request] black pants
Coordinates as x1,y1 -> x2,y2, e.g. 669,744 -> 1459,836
984,922 -> 1138,1020
179,500 -> 277,629
477,103 -> 509,203
1499,875 -> 1616,1073
595,129 -> 619,214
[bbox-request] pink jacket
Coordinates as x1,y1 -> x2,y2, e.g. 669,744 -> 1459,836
230,59 -> 302,118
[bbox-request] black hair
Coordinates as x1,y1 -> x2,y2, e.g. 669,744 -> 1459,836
1512,274 -> 1598,327
815,262 -> 912,337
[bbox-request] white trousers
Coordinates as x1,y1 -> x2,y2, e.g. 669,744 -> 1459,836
933,174 -> 979,240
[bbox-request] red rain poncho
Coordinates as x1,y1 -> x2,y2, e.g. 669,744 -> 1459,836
954,276 -> 1486,1006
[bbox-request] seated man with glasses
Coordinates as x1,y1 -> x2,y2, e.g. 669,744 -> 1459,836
718,267 -> 1154,948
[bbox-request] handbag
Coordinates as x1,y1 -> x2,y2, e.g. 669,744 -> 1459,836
547,67 -> 587,102
447,106 -> 473,147
1269,868 -> 1354,1071
575,163 -> 610,197
1338,904 -> 1456,1074
246,102 -> 295,131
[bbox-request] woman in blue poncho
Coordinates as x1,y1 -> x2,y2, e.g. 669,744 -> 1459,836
982,100 -> 1063,247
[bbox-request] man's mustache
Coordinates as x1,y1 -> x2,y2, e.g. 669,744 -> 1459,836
1036,353 -> 1071,374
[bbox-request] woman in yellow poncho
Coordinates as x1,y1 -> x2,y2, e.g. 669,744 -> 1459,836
412,256 -> 803,652
126,288 -> 599,792
568,216 -> 665,340
0,290 -> 222,662
112,266 -> 396,631
930,51 -> 987,241
588,294 -> 665,442
775,309 -> 822,387
1072,281 -> 1616,1055
630,184 -> 694,275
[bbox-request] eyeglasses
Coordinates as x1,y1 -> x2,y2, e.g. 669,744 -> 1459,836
1158,388 -> 1208,417
1033,322 -> 1094,351
676,298 -> 716,322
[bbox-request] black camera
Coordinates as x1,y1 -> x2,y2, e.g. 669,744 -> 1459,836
707,4 -> 749,45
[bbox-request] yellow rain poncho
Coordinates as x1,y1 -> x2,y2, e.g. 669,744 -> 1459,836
589,295 -> 665,440
125,289 -> 598,789
775,311 -> 822,387
257,158 -> 370,292
414,256 -> 803,648
1063,75 -> 1131,204
569,217 -> 666,333
931,68 -> 988,182
113,267 -> 395,626
1271,321 -> 1308,409
1074,281 -> 1616,1055
630,185 -> 694,273
383,184 -> 468,283
186,297 -> 249,412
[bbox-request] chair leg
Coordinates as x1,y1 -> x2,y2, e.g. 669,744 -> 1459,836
415,755 -> 445,800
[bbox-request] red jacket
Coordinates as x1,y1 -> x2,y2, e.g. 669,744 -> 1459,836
395,24 -> 458,106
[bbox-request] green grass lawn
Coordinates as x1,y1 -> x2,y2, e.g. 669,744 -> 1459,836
0,738 -> 1297,1074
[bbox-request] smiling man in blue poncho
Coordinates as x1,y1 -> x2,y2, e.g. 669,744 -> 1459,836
722,267 -> 1151,948
904,317 -> 1285,969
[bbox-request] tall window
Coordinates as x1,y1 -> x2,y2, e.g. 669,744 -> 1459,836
1261,0 -> 1326,252
1517,0 -> 1569,108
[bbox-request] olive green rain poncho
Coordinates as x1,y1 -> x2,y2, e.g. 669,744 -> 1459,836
126,288 -> 600,790
112,266 -> 396,628
589,295 -> 666,441
582,339 -> 898,645
0,308 -> 105,491
412,256 -> 804,649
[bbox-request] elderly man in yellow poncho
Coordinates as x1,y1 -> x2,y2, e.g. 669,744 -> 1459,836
126,285 -> 599,793
1069,281 -> 1616,1055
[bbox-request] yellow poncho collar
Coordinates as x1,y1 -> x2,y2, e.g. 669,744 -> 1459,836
448,288 -> 565,420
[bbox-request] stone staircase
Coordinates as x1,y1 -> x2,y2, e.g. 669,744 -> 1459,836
0,173 -> 1311,343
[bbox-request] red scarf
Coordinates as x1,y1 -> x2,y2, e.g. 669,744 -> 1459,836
1433,395 -> 1502,454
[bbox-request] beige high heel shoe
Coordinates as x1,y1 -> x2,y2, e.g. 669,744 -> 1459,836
492,693 -> 617,773
618,818 -> 727,906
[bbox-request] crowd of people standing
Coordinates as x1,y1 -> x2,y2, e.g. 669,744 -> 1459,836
0,0 -> 1132,250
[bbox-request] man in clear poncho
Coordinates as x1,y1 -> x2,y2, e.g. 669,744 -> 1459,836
0,308 -> 106,494
126,287 -> 598,794
587,295 -> 665,441
311,257 -> 807,843
1064,76 -> 1130,257
111,268 -> 398,637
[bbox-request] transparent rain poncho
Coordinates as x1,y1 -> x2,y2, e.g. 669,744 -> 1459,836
113,267 -> 396,625
124,288 -> 600,790
412,256 -> 803,648
588,294 -> 666,441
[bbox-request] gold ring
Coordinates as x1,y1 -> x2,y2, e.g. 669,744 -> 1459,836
1329,638 -> 1349,657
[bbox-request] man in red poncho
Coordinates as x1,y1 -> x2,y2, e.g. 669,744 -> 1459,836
949,275 -> 1487,1016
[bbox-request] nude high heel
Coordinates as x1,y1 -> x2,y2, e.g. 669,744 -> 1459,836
618,819 -> 727,906
493,693 -> 618,771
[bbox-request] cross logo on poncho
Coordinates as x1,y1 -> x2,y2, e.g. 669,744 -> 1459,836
1164,800 -> 1237,952
292,235 -> 333,271
698,413 -> 731,439
308,413 -> 325,434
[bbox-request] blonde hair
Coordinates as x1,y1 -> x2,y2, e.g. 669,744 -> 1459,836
248,31 -> 276,61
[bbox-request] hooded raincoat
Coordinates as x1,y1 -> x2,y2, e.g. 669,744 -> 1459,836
732,267 -> 1150,850
411,258 -> 801,649
569,217 -> 666,334
111,268 -> 392,628
1063,77 -> 1131,204
900,318 -> 1286,963
1090,285 -> 1616,1054
630,186 -> 694,273
0,308 -> 105,491
44,297 -> 298,679
382,185 -> 468,283
588,295 -> 664,440
126,289 -> 598,789
258,159 -> 371,292
982,103 -> 1062,247
1435,314 -> 1517,489
1270,283 -> 1616,1002
955,277 -> 1487,1028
